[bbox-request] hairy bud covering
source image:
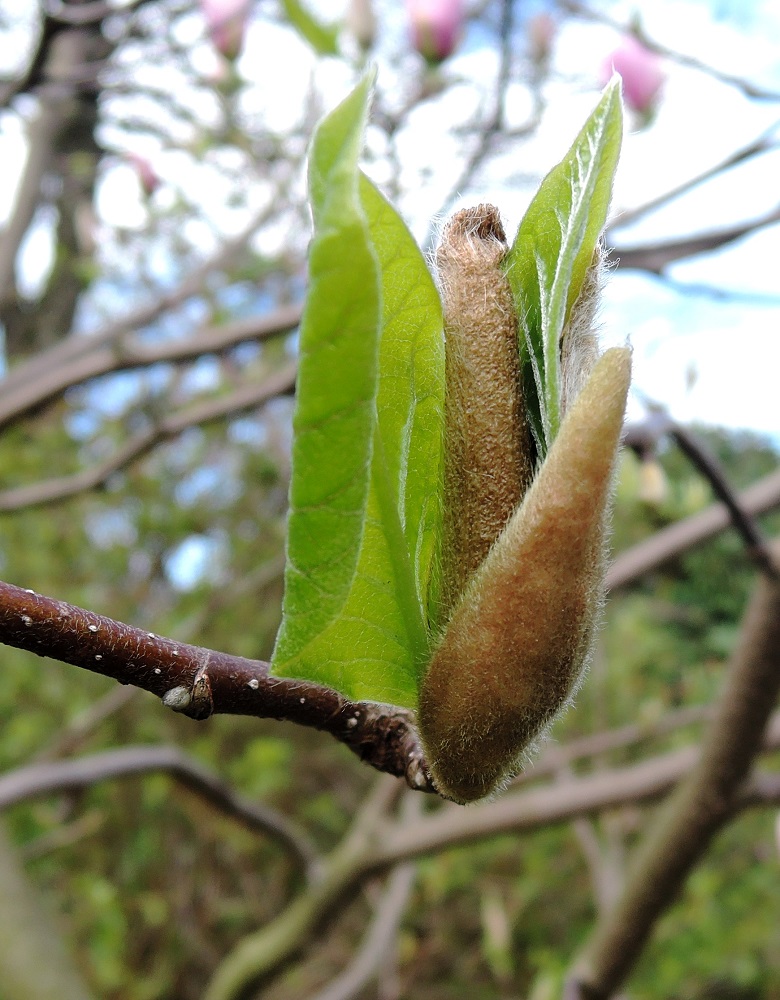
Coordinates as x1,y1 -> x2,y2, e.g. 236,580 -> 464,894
419,347 -> 631,803
436,204 -> 534,618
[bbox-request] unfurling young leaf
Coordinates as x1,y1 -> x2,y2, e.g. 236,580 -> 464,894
502,76 -> 623,458
271,73 -> 444,707
273,73 -> 629,802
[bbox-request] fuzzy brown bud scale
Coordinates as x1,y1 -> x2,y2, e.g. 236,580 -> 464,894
436,204 -> 534,619
419,347 -> 631,803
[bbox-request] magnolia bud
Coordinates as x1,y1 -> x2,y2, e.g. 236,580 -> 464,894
200,0 -> 250,60
601,35 -> 664,116
638,458 -> 667,506
560,246 -> 604,417
435,205 -> 534,619
406,0 -> 464,64
419,347 -> 631,803
347,0 -> 376,51
527,13 -> 556,67
128,154 -> 160,197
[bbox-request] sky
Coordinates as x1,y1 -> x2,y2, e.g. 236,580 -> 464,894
395,0 -> 780,440
2,0 -> 780,446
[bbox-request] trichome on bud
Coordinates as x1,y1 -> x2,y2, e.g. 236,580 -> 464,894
436,204 -> 534,618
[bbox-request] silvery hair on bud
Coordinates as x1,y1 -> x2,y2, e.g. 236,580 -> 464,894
560,242 -> 610,417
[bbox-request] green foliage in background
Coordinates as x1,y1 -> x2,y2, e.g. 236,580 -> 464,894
1,347 -> 778,1000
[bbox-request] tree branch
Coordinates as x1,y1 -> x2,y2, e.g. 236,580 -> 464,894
609,125 -> 780,232
204,775 -> 404,1000
0,101 -> 58,305
369,717 -> 780,871
0,202 -> 281,412
569,546 -> 780,999
607,467 -> 780,590
624,412 -> 779,577
607,207 -> 780,274
307,863 -> 416,1000
559,0 -> 780,101
518,704 -> 714,785
0,302 -> 301,433
0,361 -> 298,512
199,722 -> 780,997
667,421 -> 779,577
0,745 -> 320,881
0,580 -> 435,794
34,685 -> 137,761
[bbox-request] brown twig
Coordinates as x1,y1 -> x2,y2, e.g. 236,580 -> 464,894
0,745 -> 320,881
568,546 -> 780,1000
607,467 -> 780,590
0,303 -> 301,433
624,410 -> 779,578
667,422 -> 779,578
0,580 -> 434,794
519,704 -> 714,784
609,125 -> 780,231
0,202 -> 279,405
0,362 -> 298,512
607,206 -> 780,274
559,0 -> 780,102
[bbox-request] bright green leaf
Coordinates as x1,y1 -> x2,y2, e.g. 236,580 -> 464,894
281,0 -> 339,55
272,79 -> 445,707
358,172 -> 444,668
271,73 -> 380,687
502,78 -> 623,456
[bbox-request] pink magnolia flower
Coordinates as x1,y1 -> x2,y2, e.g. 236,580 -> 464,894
406,0 -> 464,64
200,0 -> 251,61
347,0 -> 376,51
601,35 -> 665,115
527,13 -> 556,67
128,154 -> 160,197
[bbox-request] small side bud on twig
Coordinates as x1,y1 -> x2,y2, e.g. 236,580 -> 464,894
419,347 -> 631,803
436,204 -> 534,618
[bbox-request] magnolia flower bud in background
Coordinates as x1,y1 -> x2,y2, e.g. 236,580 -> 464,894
638,458 -> 668,506
406,0 -> 464,63
527,12 -> 556,68
601,35 -> 664,116
128,154 -> 160,197
346,0 -> 376,51
200,0 -> 251,60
